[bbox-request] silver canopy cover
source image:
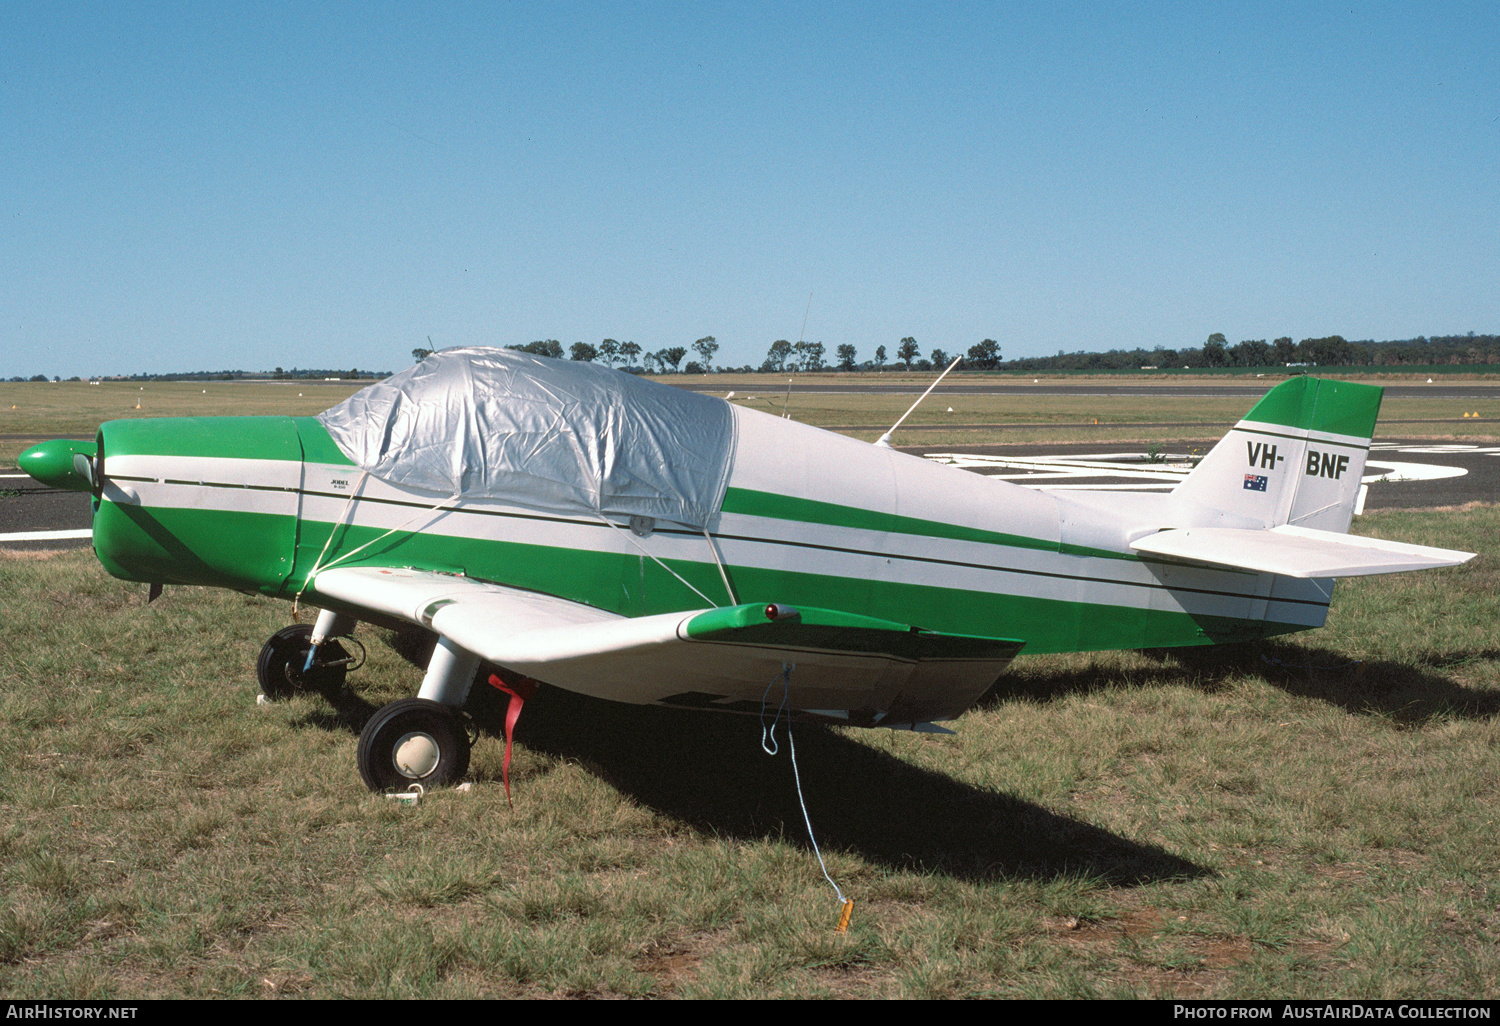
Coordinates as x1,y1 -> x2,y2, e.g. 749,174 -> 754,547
317,347 -> 736,529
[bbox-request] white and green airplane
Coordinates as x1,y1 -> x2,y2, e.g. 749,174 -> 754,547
19,349 -> 1473,792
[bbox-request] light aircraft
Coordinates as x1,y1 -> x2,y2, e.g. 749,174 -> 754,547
19,349 -> 1474,792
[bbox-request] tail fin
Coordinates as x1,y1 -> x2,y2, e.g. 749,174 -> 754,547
1172,377 -> 1382,534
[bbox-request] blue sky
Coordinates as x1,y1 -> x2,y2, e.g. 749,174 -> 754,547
4,2 -> 1497,377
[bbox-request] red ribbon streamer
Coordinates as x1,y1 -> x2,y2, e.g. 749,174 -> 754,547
487,672 -> 538,805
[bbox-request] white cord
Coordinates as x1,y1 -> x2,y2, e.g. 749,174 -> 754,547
296,472 -> 460,613
759,665 -> 847,906
596,514 -> 719,608
294,469 -> 369,617
701,525 -> 738,606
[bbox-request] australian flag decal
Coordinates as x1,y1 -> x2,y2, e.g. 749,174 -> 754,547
1243,474 -> 1268,492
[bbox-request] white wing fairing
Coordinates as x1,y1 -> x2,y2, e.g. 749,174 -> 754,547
311,566 -> 1024,725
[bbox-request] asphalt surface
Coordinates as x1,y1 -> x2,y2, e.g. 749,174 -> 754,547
902,439 -> 1500,510
4,438 -> 1495,552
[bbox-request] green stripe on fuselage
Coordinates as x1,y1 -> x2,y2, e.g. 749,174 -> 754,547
102,416 -> 303,462
721,487 -> 1132,562
294,417 -> 357,466
290,514 -> 1288,654
93,501 -> 296,594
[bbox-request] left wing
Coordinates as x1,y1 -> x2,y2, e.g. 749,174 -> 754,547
310,566 -> 1024,725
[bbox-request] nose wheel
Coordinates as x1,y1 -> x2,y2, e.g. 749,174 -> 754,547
358,698 -> 471,792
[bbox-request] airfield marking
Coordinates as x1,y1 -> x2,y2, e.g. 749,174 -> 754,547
0,528 -> 92,542
921,444 -> 1474,507
1363,460 -> 1468,483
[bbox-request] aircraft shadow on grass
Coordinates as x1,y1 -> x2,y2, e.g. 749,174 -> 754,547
298,626 -> 1497,885
492,683 -> 1207,888
287,626 -> 1208,888
985,642 -> 1500,724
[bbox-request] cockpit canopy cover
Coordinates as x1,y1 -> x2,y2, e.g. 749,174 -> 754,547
317,347 -> 736,529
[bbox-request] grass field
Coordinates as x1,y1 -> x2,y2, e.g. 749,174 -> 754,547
1,373 -> 1497,998
1,519 -> 1496,997
2,374 -> 1497,463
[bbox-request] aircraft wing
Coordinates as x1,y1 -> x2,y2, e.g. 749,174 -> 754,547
310,566 -> 1024,725
1129,525 -> 1475,578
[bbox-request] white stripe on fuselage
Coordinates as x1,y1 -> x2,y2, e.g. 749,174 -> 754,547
103,446 -> 1331,628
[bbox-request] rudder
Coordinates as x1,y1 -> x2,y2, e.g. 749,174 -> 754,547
1172,377 -> 1382,533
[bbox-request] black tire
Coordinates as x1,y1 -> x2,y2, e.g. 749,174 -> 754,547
357,698 -> 470,792
255,624 -> 348,700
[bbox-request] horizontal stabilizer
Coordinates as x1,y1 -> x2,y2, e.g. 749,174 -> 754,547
1130,525 -> 1474,578
310,566 -> 1024,723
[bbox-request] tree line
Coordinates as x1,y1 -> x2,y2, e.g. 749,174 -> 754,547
13,329 -> 1497,384
1004,333 -> 1500,372
411,336 -> 1003,373
424,331 -> 1497,373
4,367 -> 392,383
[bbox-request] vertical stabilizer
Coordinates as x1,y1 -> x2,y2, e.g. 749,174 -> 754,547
1172,377 -> 1382,533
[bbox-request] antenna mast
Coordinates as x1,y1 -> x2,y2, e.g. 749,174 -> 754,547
874,354 -> 963,448
783,292 -> 813,419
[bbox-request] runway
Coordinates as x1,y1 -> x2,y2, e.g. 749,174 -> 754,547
4,438 -> 1494,552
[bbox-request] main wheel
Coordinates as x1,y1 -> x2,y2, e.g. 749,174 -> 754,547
358,698 -> 471,792
255,624 -> 349,700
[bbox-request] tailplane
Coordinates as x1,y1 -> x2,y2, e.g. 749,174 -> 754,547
1172,376 -> 1382,533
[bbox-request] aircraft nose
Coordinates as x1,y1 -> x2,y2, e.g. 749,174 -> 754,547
18,439 -> 97,492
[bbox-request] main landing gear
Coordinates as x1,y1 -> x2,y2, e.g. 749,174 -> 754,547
357,698 -> 471,791
257,614 -> 482,793
357,633 -> 480,793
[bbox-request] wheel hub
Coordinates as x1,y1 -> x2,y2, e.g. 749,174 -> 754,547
393,732 -> 440,778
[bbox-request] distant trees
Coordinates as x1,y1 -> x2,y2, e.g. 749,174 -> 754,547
692,336 -> 719,371
401,326 -> 1500,379
897,337 -> 920,370
509,340 -> 564,359
965,339 -> 1000,369
1298,336 -> 1357,366
792,341 -> 825,371
1229,339 -> 1272,366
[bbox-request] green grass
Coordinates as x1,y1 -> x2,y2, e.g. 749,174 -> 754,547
4,376 -> 1498,463
0,506 -> 1497,998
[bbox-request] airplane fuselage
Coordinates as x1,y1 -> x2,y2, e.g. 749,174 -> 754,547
87,404 -> 1333,656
